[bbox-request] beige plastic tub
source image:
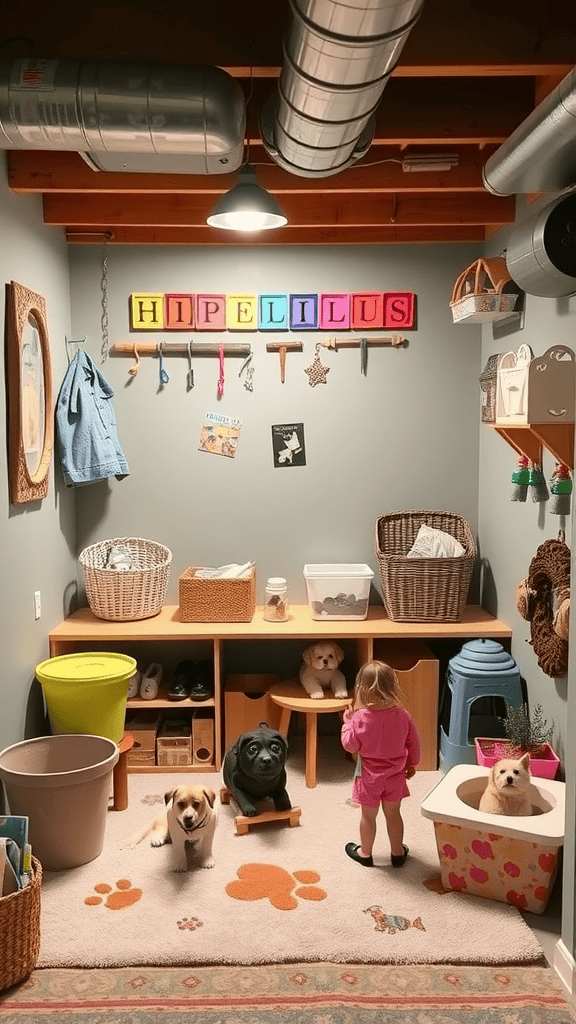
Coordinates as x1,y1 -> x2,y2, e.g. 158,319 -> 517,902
0,734 -> 119,871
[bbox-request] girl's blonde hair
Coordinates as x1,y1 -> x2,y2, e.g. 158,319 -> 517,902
354,660 -> 405,709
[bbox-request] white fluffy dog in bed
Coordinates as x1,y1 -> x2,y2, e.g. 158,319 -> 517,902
299,642 -> 348,699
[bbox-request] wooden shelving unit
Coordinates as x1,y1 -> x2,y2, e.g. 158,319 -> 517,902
48,604 -> 512,774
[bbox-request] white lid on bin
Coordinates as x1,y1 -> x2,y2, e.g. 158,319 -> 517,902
303,563 -> 374,579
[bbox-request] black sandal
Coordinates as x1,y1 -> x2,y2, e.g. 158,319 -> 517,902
391,844 -> 409,867
345,843 -> 373,867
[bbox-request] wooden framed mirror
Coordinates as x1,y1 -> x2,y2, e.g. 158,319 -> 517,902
6,281 -> 53,504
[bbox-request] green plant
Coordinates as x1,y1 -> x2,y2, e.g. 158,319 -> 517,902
497,702 -> 555,755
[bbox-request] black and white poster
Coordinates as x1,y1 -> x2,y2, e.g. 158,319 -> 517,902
271,422 -> 306,468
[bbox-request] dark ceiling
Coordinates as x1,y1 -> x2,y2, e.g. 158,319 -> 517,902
2,0 -> 574,245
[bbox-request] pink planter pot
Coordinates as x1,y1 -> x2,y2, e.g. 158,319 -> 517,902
474,738 -> 560,780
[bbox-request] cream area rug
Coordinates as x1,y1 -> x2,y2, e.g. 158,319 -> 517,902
37,739 -> 545,969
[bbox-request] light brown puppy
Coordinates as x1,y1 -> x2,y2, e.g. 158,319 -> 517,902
478,753 -> 533,816
130,784 -> 218,871
299,641 -> 347,699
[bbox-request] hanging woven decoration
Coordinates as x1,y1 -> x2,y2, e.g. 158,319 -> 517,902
304,342 -> 331,387
549,462 -> 572,515
516,531 -> 570,677
528,461 -> 549,503
510,454 -> 530,502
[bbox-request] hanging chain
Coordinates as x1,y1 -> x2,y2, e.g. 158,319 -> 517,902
100,233 -> 111,363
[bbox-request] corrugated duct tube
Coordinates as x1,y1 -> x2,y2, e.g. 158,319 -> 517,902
260,0 -> 425,177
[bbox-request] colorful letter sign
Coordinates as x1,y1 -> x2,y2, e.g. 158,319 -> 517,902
130,293 -> 164,330
383,292 -> 415,328
164,293 -> 195,330
227,295 -> 258,331
258,293 -> 288,331
351,292 -> 384,329
196,294 -> 226,330
319,293 -> 351,329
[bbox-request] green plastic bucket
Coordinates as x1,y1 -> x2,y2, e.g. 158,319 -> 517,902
35,652 -> 137,742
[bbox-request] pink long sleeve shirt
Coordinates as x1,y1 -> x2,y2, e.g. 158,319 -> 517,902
341,705 -> 421,777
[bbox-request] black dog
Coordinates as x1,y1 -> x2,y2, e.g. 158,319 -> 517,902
223,722 -> 291,817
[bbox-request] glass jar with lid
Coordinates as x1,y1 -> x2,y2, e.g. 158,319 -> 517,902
264,577 -> 289,622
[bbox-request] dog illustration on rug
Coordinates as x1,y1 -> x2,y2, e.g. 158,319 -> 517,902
364,906 -> 426,933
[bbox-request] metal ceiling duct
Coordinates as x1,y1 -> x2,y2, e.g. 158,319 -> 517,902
506,191 -> 576,297
260,0 -> 425,177
483,66 -> 576,196
0,59 -> 245,174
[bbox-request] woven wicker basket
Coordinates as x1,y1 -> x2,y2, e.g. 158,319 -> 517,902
79,537 -> 172,621
179,567 -> 256,622
374,510 -> 476,622
450,256 -> 518,324
0,857 -> 42,992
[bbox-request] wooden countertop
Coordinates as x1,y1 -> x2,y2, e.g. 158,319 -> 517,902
49,604 -> 512,642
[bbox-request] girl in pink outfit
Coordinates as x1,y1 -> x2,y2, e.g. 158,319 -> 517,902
341,660 -> 420,868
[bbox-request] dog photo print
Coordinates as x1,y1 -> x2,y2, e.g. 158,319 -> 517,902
271,422 -> 306,467
199,412 -> 242,458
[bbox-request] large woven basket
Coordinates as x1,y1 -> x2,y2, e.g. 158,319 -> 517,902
79,537 -> 172,621
0,857 -> 42,992
374,510 -> 476,622
179,567 -> 256,622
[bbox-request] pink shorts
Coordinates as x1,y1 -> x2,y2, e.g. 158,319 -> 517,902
352,771 -> 410,808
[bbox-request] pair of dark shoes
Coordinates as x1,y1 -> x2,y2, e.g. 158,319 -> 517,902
168,659 -> 213,701
345,842 -> 410,868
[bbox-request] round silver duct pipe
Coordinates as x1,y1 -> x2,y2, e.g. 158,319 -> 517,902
0,59 -> 245,173
261,0 -> 425,178
506,192 -> 576,297
483,67 -> 576,197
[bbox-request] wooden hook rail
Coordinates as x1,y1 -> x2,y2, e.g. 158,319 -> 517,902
320,335 -> 407,349
266,341 -> 303,383
111,341 -> 251,356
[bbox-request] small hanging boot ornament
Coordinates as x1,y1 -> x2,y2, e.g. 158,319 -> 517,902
549,462 -> 572,515
528,461 -> 549,503
510,455 -> 529,502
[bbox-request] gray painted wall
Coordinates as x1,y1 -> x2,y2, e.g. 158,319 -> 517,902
0,157 -> 75,753
1,163 -> 575,966
69,243 -> 482,607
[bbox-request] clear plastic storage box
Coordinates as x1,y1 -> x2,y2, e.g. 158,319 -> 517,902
303,563 -> 374,620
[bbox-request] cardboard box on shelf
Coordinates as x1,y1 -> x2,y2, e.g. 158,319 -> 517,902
156,718 -> 192,767
126,748 -> 156,768
192,710 -> 215,766
125,710 -> 162,752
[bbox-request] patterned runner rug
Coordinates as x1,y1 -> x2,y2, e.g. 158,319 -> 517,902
2,963 -> 575,1023
36,741 -> 546,968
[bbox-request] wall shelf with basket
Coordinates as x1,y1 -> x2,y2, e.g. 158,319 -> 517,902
480,344 -> 575,469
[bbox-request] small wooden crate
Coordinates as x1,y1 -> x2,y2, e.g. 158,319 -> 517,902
179,567 -> 256,623
450,257 -> 519,324
156,718 -> 192,766
192,710 -> 215,766
220,787 -> 301,835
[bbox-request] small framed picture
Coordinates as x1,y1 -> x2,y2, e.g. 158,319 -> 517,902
271,423 -> 306,468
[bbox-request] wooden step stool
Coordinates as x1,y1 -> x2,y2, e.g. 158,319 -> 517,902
220,787 -> 301,836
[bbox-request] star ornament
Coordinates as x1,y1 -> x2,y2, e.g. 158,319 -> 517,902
304,346 -> 330,386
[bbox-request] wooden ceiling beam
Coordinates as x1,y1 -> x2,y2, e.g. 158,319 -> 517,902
8,147 -> 499,196
64,225 -> 487,245
222,62 -> 574,79
43,191 -> 514,228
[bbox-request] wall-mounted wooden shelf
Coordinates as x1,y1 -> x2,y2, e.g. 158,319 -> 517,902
491,422 -> 575,470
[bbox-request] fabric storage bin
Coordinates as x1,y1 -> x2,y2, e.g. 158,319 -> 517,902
0,856 -> 42,992
374,510 -> 476,622
79,537 -> 172,621
303,563 -> 373,620
179,566 -> 256,622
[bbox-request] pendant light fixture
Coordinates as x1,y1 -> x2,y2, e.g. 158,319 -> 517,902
207,163 -> 288,232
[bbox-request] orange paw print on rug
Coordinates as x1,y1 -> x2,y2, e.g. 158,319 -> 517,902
84,879 -> 142,909
225,863 -> 327,910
